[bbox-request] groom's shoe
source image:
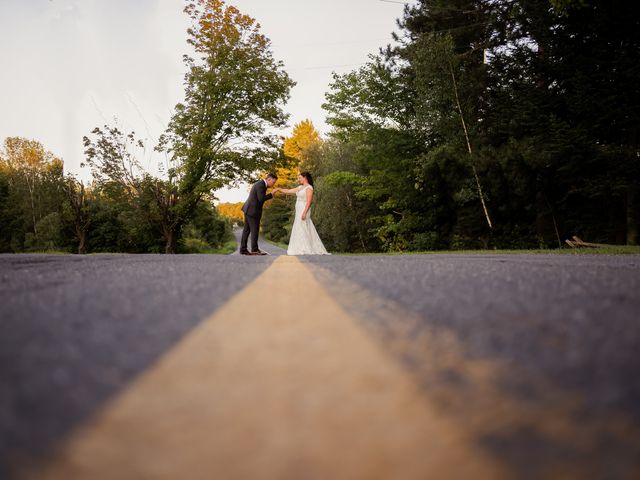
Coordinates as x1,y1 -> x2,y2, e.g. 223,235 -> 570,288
239,250 -> 253,256
251,250 -> 268,256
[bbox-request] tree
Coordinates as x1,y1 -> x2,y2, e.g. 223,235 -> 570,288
181,197 -> 232,253
283,119 -> 322,164
82,126 -> 167,253
322,57 -> 432,251
217,202 -> 244,225
63,177 -> 91,254
156,0 -> 295,253
0,137 -> 65,251
485,0 -> 640,245
0,169 -> 13,251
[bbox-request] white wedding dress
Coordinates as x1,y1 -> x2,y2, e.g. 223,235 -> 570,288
287,185 -> 330,256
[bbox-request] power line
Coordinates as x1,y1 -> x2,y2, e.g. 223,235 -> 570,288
273,38 -> 391,48
289,62 -> 367,71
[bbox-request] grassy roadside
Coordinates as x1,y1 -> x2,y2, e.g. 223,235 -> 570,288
337,245 -> 640,256
217,238 -> 238,255
6,238 -> 239,255
184,237 -> 237,254
9,241 -> 639,256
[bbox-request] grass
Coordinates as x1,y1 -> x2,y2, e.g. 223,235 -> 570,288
14,251 -> 70,255
337,245 -> 640,256
10,240 -> 639,256
217,238 -> 238,255
183,237 -> 238,254
6,237 -> 239,256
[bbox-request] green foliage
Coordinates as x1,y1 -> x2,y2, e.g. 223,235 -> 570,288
261,195 -> 294,244
3,0 -> 638,254
24,212 -> 63,252
181,199 -> 232,252
0,2 -> 294,255
156,0 -> 295,252
309,0 -> 640,252
304,141 -> 381,253
0,137 -> 67,252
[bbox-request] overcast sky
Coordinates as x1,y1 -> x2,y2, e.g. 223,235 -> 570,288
0,0 -> 406,202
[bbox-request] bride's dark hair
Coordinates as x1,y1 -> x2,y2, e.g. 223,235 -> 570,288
300,171 -> 314,187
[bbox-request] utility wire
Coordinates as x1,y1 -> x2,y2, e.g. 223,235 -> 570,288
288,62 -> 367,71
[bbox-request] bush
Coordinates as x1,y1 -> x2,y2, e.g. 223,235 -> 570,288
24,212 -> 63,251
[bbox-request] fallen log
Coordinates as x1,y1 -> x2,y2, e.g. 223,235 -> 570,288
565,236 -> 617,248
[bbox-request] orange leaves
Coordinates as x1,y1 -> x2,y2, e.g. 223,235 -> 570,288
186,0 -> 266,55
283,120 -> 322,163
0,137 -> 62,173
217,201 -> 244,223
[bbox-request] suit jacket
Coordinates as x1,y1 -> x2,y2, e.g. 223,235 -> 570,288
242,180 -> 273,218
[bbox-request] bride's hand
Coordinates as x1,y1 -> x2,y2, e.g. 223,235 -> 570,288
301,212 -> 307,221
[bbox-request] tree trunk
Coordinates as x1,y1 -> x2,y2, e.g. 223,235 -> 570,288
449,62 -> 493,230
165,228 -> 179,254
78,231 -> 87,255
536,190 -> 559,247
627,185 -> 639,245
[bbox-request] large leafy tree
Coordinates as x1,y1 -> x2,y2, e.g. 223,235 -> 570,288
156,0 -> 295,253
0,137 -> 65,251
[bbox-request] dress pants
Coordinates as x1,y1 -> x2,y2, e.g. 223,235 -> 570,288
240,213 -> 261,252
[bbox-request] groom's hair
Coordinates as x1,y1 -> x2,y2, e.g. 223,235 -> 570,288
266,173 -> 278,180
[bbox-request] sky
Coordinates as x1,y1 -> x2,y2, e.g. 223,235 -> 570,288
0,0 -> 407,203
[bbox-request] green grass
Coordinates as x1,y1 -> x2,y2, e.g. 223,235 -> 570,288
9,237 -> 239,255
217,238 -> 238,255
336,245 -> 640,256
8,250 -> 71,255
184,238 -> 238,254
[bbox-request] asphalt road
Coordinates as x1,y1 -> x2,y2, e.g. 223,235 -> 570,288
1,251 -> 640,478
0,253 -> 275,478
304,254 -> 640,417
303,254 -> 640,478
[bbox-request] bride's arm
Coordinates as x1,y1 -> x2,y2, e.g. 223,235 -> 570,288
301,188 -> 313,220
276,186 -> 301,195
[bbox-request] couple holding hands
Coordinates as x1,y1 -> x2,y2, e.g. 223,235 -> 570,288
240,172 -> 329,256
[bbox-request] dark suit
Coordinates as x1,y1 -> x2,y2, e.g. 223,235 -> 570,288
240,180 -> 273,253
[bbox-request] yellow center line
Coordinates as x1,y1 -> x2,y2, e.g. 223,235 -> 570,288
23,256 -> 506,480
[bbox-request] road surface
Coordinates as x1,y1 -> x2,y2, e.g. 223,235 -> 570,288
1,250 -> 639,479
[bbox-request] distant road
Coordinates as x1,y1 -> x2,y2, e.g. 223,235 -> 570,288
231,227 -> 287,256
1,252 -> 639,478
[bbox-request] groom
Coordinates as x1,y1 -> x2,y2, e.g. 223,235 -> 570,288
240,173 -> 278,256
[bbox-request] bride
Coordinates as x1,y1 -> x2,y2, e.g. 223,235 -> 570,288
274,172 -> 330,255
